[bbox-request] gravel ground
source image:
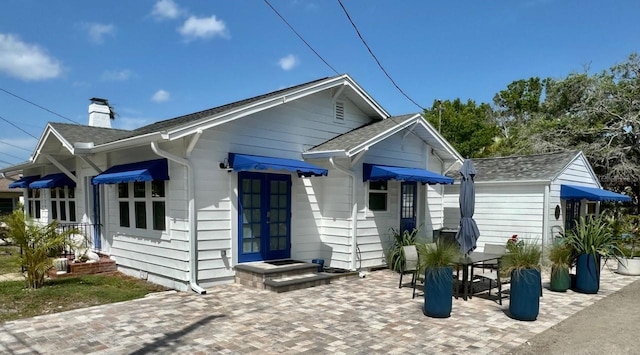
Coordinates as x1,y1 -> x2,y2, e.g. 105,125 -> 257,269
508,278 -> 640,355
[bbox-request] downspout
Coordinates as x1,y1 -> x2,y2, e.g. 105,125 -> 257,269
329,157 -> 358,271
151,136 -> 206,294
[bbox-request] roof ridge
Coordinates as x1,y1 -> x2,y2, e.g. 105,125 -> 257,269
472,150 -> 577,161
49,122 -> 132,132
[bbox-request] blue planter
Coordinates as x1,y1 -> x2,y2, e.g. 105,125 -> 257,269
509,268 -> 541,321
575,254 -> 600,294
423,266 -> 453,318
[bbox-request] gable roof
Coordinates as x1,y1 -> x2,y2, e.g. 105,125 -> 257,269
49,123 -> 132,146
304,113 -> 463,167
447,150 -> 580,182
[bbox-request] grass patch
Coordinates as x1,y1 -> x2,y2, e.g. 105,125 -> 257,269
0,245 -> 22,275
0,273 -> 168,323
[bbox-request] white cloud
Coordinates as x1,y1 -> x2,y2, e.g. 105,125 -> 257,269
178,15 -> 228,40
151,0 -> 184,20
278,54 -> 299,71
0,33 -> 62,81
84,23 -> 115,44
151,89 -> 170,102
101,69 -> 133,81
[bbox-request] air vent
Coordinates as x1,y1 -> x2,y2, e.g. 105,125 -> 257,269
335,101 -> 345,122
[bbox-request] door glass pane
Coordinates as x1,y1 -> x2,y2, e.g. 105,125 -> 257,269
270,195 -> 278,208
69,201 -> 76,222
252,224 -> 261,238
251,195 -> 260,207
118,183 -> 129,198
252,210 -> 260,223
243,226 -> 252,239
51,201 -> 57,220
135,201 -> 147,229
270,237 -> 278,251
134,182 -> 146,198
51,188 -> 57,199
59,201 -> 66,221
252,240 -> 260,252
279,236 -> 287,250
153,201 -> 165,230
252,179 -> 260,191
242,195 -> 251,208
119,202 -> 130,227
242,179 -> 251,192
59,188 -> 65,198
242,240 -> 252,253
152,181 -> 165,197
68,187 -> 75,198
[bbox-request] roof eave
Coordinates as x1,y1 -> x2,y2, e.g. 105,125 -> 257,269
81,132 -> 167,154
0,159 -> 38,174
302,150 -> 349,159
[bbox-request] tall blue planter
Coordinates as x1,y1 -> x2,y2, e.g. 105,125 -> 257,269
575,254 -> 600,294
423,266 -> 453,318
509,268 -> 541,321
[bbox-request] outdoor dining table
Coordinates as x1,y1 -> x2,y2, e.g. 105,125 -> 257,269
455,252 -> 503,301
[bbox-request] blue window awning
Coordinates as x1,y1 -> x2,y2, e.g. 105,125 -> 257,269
92,158 -> 169,185
363,163 -> 454,185
29,173 -> 76,189
561,184 -> 631,202
8,175 -> 40,189
229,153 -> 328,177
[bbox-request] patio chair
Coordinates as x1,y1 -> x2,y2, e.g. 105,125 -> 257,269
471,258 -> 510,305
477,243 -> 507,272
399,245 -> 419,290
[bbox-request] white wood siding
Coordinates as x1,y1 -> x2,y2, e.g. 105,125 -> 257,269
189,91 -> 372,282
548,155 -> 600,240
444,183 -> 546,250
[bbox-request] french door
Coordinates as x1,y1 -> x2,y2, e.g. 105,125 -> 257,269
400,181 -> 417,235
238,172 -> 291,262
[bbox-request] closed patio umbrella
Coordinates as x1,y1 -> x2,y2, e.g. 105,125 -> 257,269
455,159 -> 480,256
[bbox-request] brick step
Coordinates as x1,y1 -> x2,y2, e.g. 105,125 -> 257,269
263,273 -> 332,293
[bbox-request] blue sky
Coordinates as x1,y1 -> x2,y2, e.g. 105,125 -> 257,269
0,0 -> 639,168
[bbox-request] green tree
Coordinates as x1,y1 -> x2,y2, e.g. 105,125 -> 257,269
3,209 -> 80,289
423,99 -> 499,158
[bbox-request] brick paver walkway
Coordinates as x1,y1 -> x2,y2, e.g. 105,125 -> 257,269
0,264 -> 636,354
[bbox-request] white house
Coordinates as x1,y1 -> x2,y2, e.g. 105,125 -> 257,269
443,151 -> 631,252
0,74 -> 462,292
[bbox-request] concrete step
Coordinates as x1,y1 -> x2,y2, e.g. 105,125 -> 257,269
263,273 -> 332,293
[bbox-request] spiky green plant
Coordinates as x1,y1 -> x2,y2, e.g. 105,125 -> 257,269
563,215 -> 621,262
417,241 -> 459,282
501,239 -> 542,276
385,227 -> 419,273
548,241 -> 573,276
3,208 -> 80,289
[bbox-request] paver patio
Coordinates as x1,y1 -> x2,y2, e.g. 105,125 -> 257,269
0,263 -> 636,354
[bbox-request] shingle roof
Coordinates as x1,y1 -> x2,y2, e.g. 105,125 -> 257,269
49,123 -> 132,146
50,76 -> 340,146
447,150 -> 580,182
307,114 -> 416,153
0,178 -> 15,192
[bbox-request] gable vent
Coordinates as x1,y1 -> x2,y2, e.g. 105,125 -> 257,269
335,101 -> 345,122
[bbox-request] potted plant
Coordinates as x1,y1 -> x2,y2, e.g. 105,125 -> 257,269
548,240 -> 573,292
417,241 -> 459,318
564,215 -> 620,294
385,227 -> 419,273
501,236 -> 542,321
616,216 -> 640,276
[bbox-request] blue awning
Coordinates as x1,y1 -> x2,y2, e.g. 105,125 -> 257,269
92,158 -> 169,185
229,153 -> 328,177
363,163 -> 454,185
561,184 -> 631,202
29,173 -> 76,189
8,175 -> 40,189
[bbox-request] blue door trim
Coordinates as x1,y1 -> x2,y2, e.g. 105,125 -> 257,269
238,172 -> 291,262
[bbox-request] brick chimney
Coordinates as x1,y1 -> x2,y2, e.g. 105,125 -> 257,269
88,98 -> 114,128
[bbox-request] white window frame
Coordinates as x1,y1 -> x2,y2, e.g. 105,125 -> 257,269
117,181 -> 167,232
367,180 -> 389,214
50,186 -> 77,223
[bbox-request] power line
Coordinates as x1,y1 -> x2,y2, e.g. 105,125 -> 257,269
0,114 -> 39,139
0,158 -> 14,166
336,0 -> 426,111
0,87 -> 82,125
263,0 -> 340,75
0,150 -> 26,160
0,140 -> 32,152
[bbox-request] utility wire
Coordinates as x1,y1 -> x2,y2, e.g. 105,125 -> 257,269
0,114 -> 39,139
337,0 -> 426,111
0,150 -> 25,160
0,158 -> 14,166
0,87 -> 82,125
263,0 -> 340,75
0,140 -> 32,152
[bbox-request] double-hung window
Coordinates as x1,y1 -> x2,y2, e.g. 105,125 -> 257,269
118,181 -> 166,231
368,181 -> 388,212
50,186 -> 76,222
27,189 -> 41,219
